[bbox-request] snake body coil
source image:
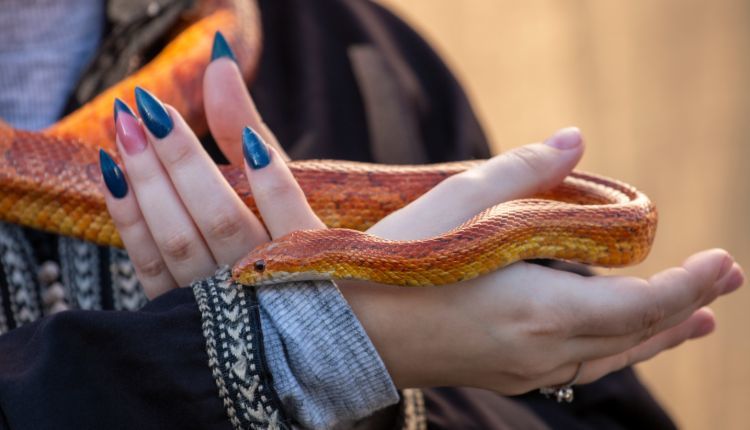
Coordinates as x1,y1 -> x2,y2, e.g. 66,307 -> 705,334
0,0 -> 657,287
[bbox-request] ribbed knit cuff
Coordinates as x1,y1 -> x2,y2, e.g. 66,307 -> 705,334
257,280 -> 399,430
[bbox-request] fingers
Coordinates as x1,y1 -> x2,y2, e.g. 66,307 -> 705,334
240,127 -> 325,238
204,34 -> 288,165
512,248 -> 742,367
105,85 -> 318,291
99,149 -> 178,298
576,307 -> 716,385
146,104 -> 268,265
369,127 -> 585,240
533,307 -> 715,390
567,248 -> 741,339
111,93 -> 218,287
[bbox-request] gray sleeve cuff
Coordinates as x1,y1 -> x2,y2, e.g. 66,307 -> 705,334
257,280 -> 399,430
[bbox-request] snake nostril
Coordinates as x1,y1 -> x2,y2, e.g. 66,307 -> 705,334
254,260 -> 266,272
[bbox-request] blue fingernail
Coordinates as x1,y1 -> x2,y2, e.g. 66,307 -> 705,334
134,87 -> 173,138
99,149 -> 128,199
113,98 -> 135,121
211,31 -> 237,62
242,126 -> 270,169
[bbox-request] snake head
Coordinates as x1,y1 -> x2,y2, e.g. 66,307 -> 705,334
232,229 -> 366,286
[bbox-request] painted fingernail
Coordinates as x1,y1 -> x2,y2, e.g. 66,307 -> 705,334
114,97 -> 135,121
134,87 -> 173,138
242,126 -> 270,169
544,127 -> 582,150
114,98 -> 146,154
211,31 -> 237,62
115,101 -> 148,155
99,149 -> 128,199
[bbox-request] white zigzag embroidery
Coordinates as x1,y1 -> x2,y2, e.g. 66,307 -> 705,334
0,223 -> 41,328
59,237 -> 101,310
109,248 -> 147,311
192,269 -> 286,430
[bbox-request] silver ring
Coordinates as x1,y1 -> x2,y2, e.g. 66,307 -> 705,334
539,362 -> 583,403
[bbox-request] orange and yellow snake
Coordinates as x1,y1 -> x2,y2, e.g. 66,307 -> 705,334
0,0 -> 657,287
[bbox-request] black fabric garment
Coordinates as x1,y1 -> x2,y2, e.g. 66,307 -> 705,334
0,288 -> 231,430
513,368 -> 677,430
250,0 -> 490,163
0,0 -> 678,428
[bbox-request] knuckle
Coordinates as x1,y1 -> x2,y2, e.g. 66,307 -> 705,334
160,231 -> 196,262
524,318 -> 565,338
521,303 -> 569,338
506,146 -> 549,179
444,170 -> 481,189
619,349 -> 636,369
133,257 -> 167,279
112,211 -> 142,232
442,171 -> 485,203
206,212 -> 244,242
129,165 -> 163,186
165,140 -> 196,169
254,178 -> 299,203
639,301 -> 666,339
512,358 -> 552,382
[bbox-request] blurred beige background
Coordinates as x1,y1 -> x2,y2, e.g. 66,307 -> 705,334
379,1 -> 750,429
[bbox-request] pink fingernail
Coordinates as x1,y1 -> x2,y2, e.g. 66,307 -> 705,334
722,266 -> 744,294
717,254 -> 734,279
115,110 -> 148,155
544,127 -> 582,150
693,319 -> 715,338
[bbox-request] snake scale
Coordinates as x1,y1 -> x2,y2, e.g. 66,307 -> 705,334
0,0 -> 657,287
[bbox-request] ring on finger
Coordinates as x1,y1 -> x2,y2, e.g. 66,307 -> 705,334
539,362 -> 584,403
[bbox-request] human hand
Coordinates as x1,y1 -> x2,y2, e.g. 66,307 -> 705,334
100,45 -> 323,299
340,128 -> 744,394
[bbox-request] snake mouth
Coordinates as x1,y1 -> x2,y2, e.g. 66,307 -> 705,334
249,270 -> 336,286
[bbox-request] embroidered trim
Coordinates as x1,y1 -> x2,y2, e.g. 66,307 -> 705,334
192,268 -> 287,430
0,223 -> 41,328
400,389 -> 427,430
109,248 -> 147,311
59,237 -> 101,310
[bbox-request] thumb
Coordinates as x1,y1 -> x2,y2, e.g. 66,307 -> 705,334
368,127 -> 584,240
484,126 -> 585,202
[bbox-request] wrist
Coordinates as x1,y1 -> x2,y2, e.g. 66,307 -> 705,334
337,280 -> 451,389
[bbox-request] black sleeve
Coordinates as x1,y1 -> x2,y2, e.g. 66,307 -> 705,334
0,287 -> 229,430
0,271 -> 290,430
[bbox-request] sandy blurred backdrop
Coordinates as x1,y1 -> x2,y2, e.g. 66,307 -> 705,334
378,1 -> 750,428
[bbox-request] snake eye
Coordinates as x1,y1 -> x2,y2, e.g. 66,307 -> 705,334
254,260 -> 266,272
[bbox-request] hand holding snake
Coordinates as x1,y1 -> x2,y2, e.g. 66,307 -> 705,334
95,46 -> 741,393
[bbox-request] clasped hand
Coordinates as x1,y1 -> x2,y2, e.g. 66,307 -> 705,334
101,56 -> 744,394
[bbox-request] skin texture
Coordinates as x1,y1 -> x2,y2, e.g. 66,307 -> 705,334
0,0 -> 743,396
